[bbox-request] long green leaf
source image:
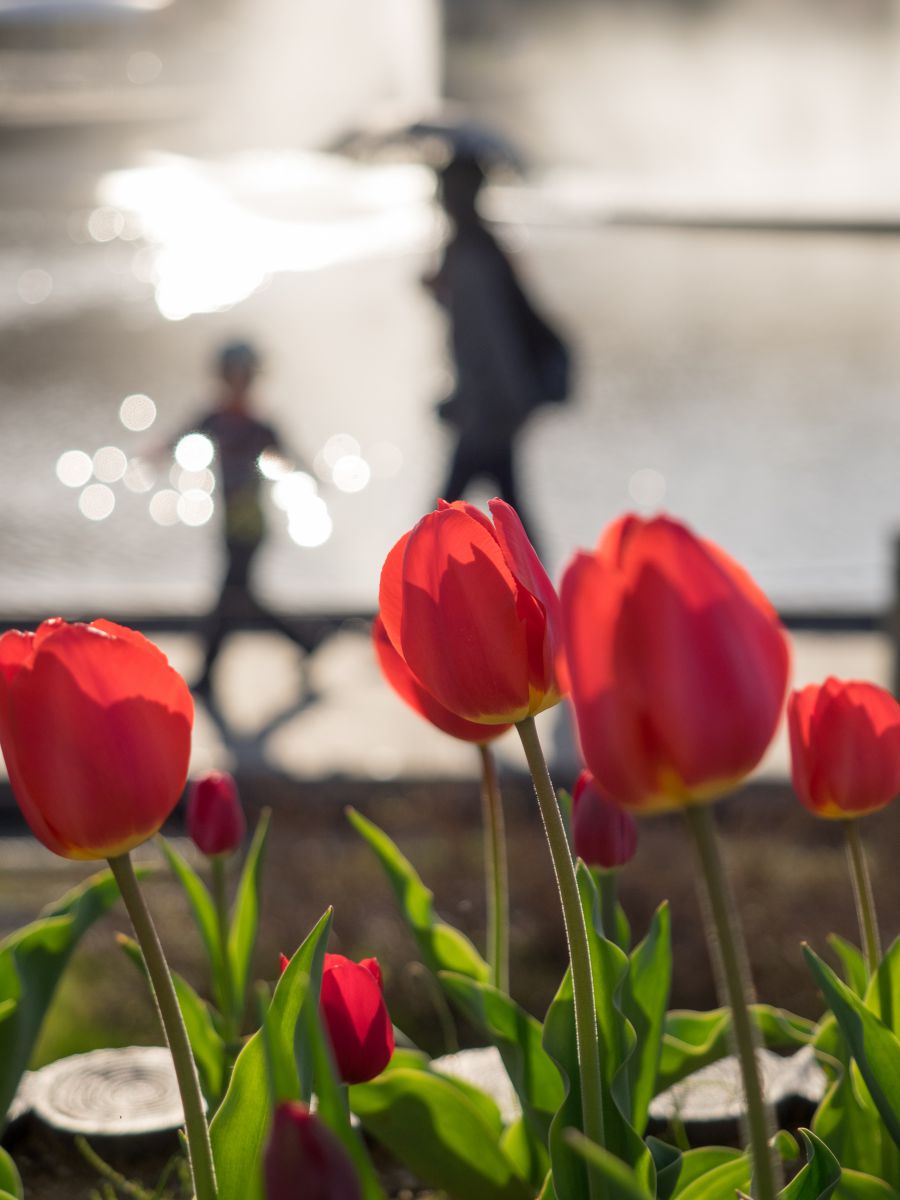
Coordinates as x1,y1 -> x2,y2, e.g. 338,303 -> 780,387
620,903 -> 671,1131
805,946 -> 900,1150
837,1171 -> 900,1198
828,936 -> 868,998
351,1068 -> 530,1200
210,909 -> 332,1200
0,1147 -> 22,1200
563,1130 -> 653,1200
675,1154 -> 751,1200
659,1004 -> 815,1091
346,808 -> 489,981
780,1130 -> 841,1200
118,933 -> 225,1107
158,837 -> 225,1010
438,972 -> 564,1145
228,808 -> 271,1023
0,867 -> 126,1122
813,1026 -> 885,1179
670,1148 -> 743,1197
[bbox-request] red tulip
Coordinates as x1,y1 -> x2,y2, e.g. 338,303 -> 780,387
788,678 -> 900,819
379,499 -> 565,726
561,515 -> 790,812
571,770 -> 638,869
0,618 -> 193,859
186,770 -> 246,856
320,952 -> 394,1085
265,1101 -> 361,1200
372,615 -> 510,743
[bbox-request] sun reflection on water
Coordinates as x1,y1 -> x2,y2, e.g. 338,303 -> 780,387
98,152 -> 436,320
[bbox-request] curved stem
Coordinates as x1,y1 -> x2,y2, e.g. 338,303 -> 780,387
109,853 -> 218,1200
843,819 -> 882,977
683,805 -> 779,1200
211,855 -> 238,1042
516,718 -> 605,1188
478,743 -> 510,994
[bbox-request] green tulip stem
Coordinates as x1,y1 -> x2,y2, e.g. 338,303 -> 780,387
478,743 -> 510,994
843,819 -> 882,976
516,717 -> 605,1190
684,804 -> 779,1200
109,852 -> 218,1200
211,854 -> 238,1042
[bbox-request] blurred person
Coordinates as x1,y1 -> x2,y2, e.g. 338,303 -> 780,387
426,153 -> 571,545
179,340 -> 313,701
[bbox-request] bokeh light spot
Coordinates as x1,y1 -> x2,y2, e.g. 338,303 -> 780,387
119,393 -> 157,432
123,457 -> 156,493
332,454 -> 371,494
88,207 -> 125,243
18,269 -> 53,305
175,433 -> 214,471
628,467 -> 667,511
92,446 -> 128,483
287,496 -> 332,548
272,471 -> 317,511
56,450 -> 93,488
79,484 -> 115,521
177,490 -> 215,527
149,489 -> 180,526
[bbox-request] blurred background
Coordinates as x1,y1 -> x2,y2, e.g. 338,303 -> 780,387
2,0 -> 900,1107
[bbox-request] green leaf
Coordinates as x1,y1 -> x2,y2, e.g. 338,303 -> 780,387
864,936 -> 900,1037
346,808 -> 489,982
0,1147 -> 23,1200
437,972 -> 564,1147
620,903 -> 671,1131
0,867 -> 126,1122
813,1032 -> 885,1178
118,934 -> 225,1107
351,1068 -> 530,1200
780,1130 -> 841,1200
837,1171 -> 900,1199
563,1129 -> 653,1200
805,945 -> 900,1150
659,1005 -> 815,1091
674,1153 -> 751,1200
542,968 -> 589,1200
828,936 -> 869,998
158,837 -> 225,1010
301,974 -> 385,1200
228,809 -> 271,1024
647,1135 -> 681,1200
671,1148 -> 743,1197
210,908 -> 332,1200
501,1117 -> 550,1190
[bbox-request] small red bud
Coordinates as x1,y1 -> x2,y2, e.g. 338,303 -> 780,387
186,771 -> 246,856
571,770 -> 638,870
265,1102 -> 361,1200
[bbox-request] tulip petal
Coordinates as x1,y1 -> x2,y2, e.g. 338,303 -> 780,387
378,531 -> 411,654
804,680 -> 900,817
399,508 -> 531,723
372,616 -> 506,743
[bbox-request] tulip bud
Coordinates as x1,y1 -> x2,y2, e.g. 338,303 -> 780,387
571,771 -> 638,869
265,1101 -> 361,1200
320,953 -> 394,1085
788,678 -> 900,819
186,771 -> 246,856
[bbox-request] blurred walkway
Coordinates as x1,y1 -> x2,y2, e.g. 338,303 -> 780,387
4,625 -> 885,790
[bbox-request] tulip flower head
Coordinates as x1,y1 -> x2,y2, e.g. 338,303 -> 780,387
0,618 -> 193,860
571,770 -> 638,869
561,514 -> 790,813
187,770 -> 246,856
788,677 -> 900,819
319,952 -> 394,1085
265,1101 -> 361,1200
379,499 -> 565,726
